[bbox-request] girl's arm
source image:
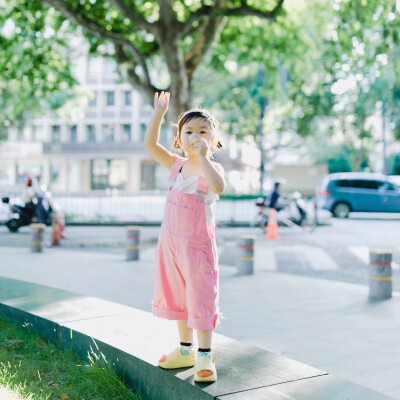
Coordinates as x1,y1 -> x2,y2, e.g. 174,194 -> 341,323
199,156 -> 226,195
144,92 -> 177,170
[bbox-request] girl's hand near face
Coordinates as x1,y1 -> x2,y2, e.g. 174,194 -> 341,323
154,91 -> 170,114
196,137 -> 210,158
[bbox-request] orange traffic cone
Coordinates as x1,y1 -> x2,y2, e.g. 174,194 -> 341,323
266,208 -> 279,240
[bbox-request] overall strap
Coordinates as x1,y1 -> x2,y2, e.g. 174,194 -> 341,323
197,176 -> 208,193
169,157 -> 187,181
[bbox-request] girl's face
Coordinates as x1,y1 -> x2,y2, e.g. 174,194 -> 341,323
179,117 -> 214,155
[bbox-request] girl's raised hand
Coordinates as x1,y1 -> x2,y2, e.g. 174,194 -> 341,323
154,91 -> 170,113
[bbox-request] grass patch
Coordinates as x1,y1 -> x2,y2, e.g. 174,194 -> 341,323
0,318 -> 144,400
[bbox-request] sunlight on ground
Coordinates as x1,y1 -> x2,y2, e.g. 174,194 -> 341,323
0,388 -> 22,400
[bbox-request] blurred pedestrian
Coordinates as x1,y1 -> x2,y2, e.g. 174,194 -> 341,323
34,184 -> 50,224
22,177 -> 36,220
145,91 -> 225,382
268,179 -> 287,211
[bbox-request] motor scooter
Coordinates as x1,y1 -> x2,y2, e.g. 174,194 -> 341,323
2,194 -> 54,232
255,192 -> 308,230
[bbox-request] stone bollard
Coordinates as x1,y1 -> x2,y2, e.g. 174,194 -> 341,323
369,250 -> 392,300
30,223 -> 46,253
126,226 -> 140,261
236,235 -> 255,275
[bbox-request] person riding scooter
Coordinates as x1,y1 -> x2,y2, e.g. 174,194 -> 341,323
34,184 -> 51,224
24,178 -> 51,224
255,179 -> 287,229
255,180 -> 308,230
267,179 -> 288,211
1,178 -> 54,232
22,177 -> 36,218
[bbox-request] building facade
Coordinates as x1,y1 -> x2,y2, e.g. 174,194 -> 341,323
0,48 -> 263,195
0,52 -> 178,193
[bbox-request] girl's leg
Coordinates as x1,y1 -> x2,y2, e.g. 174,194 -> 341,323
197,329 -> 212,349
177,320 -> 194,343
196,329 -> 214,378
158,321 -> 195,366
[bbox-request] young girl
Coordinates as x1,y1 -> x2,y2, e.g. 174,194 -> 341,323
145,91 -> 225,382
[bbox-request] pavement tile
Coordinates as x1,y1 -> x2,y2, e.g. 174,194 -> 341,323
1,244 -> 400,399
216,374 -> 396,400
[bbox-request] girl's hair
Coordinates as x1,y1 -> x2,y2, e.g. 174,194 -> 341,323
173,108 -> 223,155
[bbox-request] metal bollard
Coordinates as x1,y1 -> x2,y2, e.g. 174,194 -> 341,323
236,235 -> 255,275
126,226 -> 140,261
369,250 -> 392,300
30,223 -> 45,253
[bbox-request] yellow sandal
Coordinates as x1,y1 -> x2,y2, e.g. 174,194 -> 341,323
158,347 -> 197,369
194,355 -> 217,382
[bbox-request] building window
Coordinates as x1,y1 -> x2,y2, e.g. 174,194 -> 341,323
51,163 -> 61,187
90,159 -> 128,190
103,124 -> 114,142
89,92 -> 97,107
139,123 -> 166,144
106,91 -> 115,106
52,126 -> 61,142
140,123 -> 147,141
0,162 -> 15,186
125,91 -> 132,106
70,125 -> 77,142
88,57 -> 99,78
87,125 -> 96,142
122,124 -> 131,142
18,128 -> 25,141
105,58 -> 117,74
17,163 -> 42,184
91,159 -> 109,190
141,163 -> 155,190
68,162 -> 80,192
32,125 -> 44,142
109,159 -> 128,189
160,125 -> 168,145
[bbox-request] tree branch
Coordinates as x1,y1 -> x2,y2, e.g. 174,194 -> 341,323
157,0 -> 177,26
181,0 -> 285,37
226,0 -> 285,21
180,5 -> 214,38
182,0 -> 284,78
43,0 -> 125,44
107,0 -> 154,32
115,45 -> 158,103
152,0 -> 192,116
43,0 -> 152,88
183,0 -> 228,81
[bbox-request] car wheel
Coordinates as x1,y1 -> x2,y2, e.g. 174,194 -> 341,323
332,202 -> 351,218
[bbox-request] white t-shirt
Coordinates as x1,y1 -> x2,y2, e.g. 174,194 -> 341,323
23,187 -> 35,204
172,173 -> 218,227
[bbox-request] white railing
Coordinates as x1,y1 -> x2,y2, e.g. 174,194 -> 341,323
0,192 -> 256,225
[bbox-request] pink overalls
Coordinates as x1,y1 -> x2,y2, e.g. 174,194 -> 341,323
152,157 -> 220,331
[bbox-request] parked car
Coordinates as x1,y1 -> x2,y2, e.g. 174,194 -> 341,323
315,172 -> 400,218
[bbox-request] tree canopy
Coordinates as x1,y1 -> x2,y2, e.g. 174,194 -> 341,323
192,0 -> 400,170
39,0 -> 285,120
0,0 -> 78,137
1,0 -> 399,161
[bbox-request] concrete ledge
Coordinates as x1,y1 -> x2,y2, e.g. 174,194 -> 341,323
0,276 -> 395,400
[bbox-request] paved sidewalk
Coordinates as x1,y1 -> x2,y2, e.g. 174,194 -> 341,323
1,244 -> 400,399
